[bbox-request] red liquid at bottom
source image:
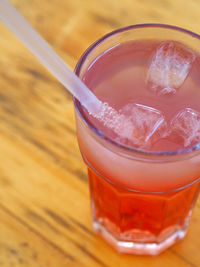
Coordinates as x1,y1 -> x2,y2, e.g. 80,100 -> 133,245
88,166 -> 200,255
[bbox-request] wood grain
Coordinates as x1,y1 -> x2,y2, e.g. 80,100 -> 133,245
0,0 -> 199,266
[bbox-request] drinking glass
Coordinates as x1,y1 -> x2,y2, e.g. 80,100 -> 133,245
74,24 -> 200,255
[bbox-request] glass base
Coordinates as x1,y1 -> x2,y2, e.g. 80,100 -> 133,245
93,220 -> 188,255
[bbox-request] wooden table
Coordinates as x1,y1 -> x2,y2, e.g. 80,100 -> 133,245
0,0 -> 199,266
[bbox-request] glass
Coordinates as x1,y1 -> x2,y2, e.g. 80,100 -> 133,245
74,24 -> 200,255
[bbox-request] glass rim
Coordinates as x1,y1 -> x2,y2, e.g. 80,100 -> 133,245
74,23 -> 200,158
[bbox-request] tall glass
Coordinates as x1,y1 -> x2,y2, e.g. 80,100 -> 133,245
74,24 -> 200,255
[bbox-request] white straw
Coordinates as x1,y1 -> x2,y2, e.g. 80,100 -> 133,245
0,0 -> 102,114
0,0 -> 139,145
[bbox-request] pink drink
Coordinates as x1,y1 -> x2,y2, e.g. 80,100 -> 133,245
74,25 -> 200,255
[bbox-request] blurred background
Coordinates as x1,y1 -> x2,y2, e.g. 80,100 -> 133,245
4,0 -> 200,68
0,0 -> 199,266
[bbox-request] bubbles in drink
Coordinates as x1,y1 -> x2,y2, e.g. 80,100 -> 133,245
93,102 -> 124,131
147,42 -> 195,95
169,108 -> 200,147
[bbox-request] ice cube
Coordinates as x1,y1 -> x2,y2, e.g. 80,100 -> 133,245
147,42 -> 195,95
169,108 -> 200,147
93,102 -> 167,149
117,103 -> 167,148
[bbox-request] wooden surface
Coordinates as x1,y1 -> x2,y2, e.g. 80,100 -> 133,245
0,0 -> 200,266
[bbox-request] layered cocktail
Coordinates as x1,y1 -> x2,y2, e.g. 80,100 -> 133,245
74,25 -> 200,255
